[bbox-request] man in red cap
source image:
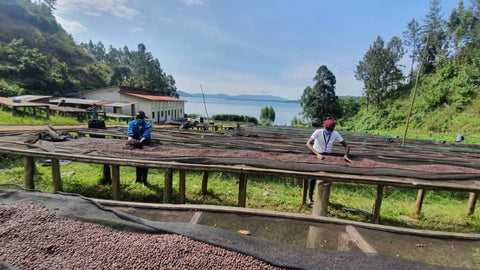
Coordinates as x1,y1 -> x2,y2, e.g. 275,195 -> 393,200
305,119 -> 351,205
306,119 -> 350,161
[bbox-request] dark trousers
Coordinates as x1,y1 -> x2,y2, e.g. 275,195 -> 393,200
308,179 -> 315,201
136,167 -> 149,184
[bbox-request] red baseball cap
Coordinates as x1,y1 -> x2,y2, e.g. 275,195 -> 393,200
323,119 -> 335,129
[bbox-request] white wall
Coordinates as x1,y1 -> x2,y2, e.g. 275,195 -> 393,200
75,87 -> 185,122
76,87 -> 121,101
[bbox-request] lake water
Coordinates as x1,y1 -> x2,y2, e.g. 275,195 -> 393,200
182,97 -> 304,125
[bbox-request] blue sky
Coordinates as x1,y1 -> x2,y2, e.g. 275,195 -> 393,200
55,0 -> 460,100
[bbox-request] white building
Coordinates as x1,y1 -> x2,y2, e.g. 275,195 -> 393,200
70,86 -> 185,124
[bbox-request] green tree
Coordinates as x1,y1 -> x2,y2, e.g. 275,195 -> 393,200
259,105 -> 275,124
447,0 -> 479,63
338,96 -> 360,122
355,36 -> 405,109
422,0 -> 448,73
40,0 -> 57,11
300,65 -> 342,124
403,18 -> 422,81
94,42 -> 178,97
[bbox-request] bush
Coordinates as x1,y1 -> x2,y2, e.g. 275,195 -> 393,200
211,114 -> 258,125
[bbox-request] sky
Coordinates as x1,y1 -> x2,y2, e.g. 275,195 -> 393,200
54,0 -> 461,100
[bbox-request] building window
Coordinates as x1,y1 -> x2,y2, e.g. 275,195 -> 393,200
161,111 -> 164,117
168,110 -> 170,116
180,109 -> 182,114
152,112 -> 155,119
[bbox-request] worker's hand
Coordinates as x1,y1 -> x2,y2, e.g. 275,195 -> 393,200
128,137 -> 133,141
316,153 -> 325,160
344,155 -> 352,163
140,138 -> 145,143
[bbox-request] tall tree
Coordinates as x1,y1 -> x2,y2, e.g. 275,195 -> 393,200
403,18 -> 423,81
422,0 -> 448,72
86,42 -> 178,96
355,36 -> 405,109
447,0 -> 479,62
259,106 -> 275,124
300,65 -> 342,123
40,0 -> 57,11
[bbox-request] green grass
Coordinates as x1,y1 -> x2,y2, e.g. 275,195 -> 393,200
0,158 -> 478,233
0,108 -> 125,126
0,108 -> 81,125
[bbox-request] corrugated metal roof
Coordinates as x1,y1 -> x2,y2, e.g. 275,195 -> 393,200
13,95 -> 52,102
49,98 -> 101,105
122,92 -> 183,101
96,100 -> 135,106
103,103 -> 134,107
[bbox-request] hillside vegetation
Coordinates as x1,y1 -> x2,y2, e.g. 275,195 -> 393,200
344,61 -> 480,138
0,0 -> 177,98
0,0 -> 110,96
340,0 -> 480,140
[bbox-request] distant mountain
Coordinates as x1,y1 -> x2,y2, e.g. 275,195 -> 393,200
177,90 -> 295,102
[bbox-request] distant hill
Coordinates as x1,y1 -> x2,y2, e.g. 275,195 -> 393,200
177,90 -> 296,102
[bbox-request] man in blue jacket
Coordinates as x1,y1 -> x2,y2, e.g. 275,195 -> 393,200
127,111 -> 152,185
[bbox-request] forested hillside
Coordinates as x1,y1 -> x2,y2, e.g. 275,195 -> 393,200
0,0 -> 177,97
0,0 -> 110,96
342,0 -> 480,136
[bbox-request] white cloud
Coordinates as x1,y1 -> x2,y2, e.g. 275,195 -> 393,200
84,11 -> 101,17
181,0 -> 203,6
56,0 -> 139,19
56,16 -> 87,33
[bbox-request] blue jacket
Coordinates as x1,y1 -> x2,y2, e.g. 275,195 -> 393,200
127,119 -> 151,143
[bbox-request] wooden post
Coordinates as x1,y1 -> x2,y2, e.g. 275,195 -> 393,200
373,185 -> 384,224
301,178 -> 308,205
164,168 -> 173,203
111,165 -> 120,200
467,192 -> 478,216
51,158 -> 62,192
238,173 -> 247,207
23,157 -> 35,190
293,178 -> 299,186
415,189 -> 426,215
311,180 -> 330,216
102,165 -> 112,185
179,170 -> 186,204
201,171 -> 209,195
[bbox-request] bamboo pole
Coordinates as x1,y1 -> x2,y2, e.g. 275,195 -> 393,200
51,158 -> 62,192
179,170 -> 186,204
403,35 -> 429,146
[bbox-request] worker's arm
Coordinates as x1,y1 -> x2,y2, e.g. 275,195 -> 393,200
306,138 -> 324,160
340,141 -> 352,162
140,122 -> 152,142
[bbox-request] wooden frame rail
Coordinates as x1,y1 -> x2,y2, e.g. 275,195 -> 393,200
1,145 -> 478,223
